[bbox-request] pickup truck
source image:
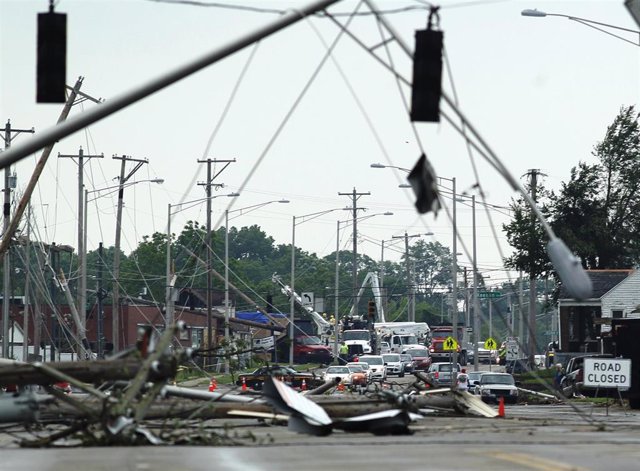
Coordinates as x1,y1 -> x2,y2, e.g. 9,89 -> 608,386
561,354 -> 613,397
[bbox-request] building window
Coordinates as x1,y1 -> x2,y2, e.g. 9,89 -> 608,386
612,310 -> 623,319
191,328 -> 203,348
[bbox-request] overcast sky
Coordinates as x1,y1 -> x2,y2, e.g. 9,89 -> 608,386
1,0 -> 639,289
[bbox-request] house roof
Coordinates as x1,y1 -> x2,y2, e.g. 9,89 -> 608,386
559,269 -> 633,299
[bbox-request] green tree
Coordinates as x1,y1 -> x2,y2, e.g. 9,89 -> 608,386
503,181 -> 552,277
551,105 -> 640,268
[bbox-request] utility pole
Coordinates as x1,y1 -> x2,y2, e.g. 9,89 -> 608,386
1,120 -> 35,358
451,177 -> 459,380
518,270 -> 524,347
112,154 -> 148,352
197,158 -> 235,369
338,188 -> 370,317
525,168 -> 543,366
58,147 -> 103,340
22,205 -> 32,362
97,242 -> 105,358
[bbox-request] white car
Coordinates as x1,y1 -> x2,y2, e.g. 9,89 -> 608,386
382,353 -> 405,377
358,355 -> 387,380
323,366 -> 352,385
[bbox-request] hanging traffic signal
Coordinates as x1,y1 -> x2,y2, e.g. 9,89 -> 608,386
410,8 -> 443,122
367,300 -> 376,319
37,3 -> 67,103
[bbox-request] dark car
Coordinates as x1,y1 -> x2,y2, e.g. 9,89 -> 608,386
403,347 -> 432,371
236,365 -> 323,391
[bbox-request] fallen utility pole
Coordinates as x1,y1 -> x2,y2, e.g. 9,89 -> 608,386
0,357 -> 175,387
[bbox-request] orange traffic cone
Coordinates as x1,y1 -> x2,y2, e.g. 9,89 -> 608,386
337,381 -> 345,392
241,377 -> 247,391
208,378 -> 217,392
301,379 -> 307,391
498,397 -> 505,418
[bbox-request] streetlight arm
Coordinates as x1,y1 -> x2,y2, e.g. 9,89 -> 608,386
86,179 -> 164,201
370,163 -> 411,172
295,207 -> 348,225
227,199 -> 289,219
522,9 -> 640,33
522,9 -> 640,46
169,193 -> 239,215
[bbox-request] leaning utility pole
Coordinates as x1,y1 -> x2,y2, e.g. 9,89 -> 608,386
58,147 -> 103,336
1,120 -> 35,358
112,155 -> 148,352
338,188 -> 370,317
197,158 -> 235,368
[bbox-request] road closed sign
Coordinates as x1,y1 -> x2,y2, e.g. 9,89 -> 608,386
584,358 -> 631,389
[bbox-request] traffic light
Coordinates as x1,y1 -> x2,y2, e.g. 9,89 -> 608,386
37,4 -> 67,103
367,300 -> 376,319
410,8 -> 443,122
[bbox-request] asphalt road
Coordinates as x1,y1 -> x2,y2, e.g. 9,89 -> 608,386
3,366 -> 640,469
3,404 -> 640,471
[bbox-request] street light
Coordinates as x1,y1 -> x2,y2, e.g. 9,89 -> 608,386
165,192 -> 239,354
292,207 -> 347,365
85,178 -> 164,356
455,193 -> 480,371
370,163 -> 411,172
522,8 -> 640,46
334,211 -> 393,359
224,199 -> 289,372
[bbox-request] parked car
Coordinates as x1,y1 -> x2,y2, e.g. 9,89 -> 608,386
236,365 -> 322,391
403,347 -> 431,371
426,362 -> 462,387
474,372 -> 519,404
323,365 -> 352,385
359,355 -> 387,380
382,353 -> 404,377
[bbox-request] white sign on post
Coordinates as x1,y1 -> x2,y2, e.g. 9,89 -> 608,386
506,340 -> 519,361
584,358 -> 631,389
301,292 -> 314,308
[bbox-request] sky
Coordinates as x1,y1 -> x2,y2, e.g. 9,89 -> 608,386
1,0 -> 639,291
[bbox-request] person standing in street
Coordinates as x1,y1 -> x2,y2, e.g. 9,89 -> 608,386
339,341 -> 349,364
